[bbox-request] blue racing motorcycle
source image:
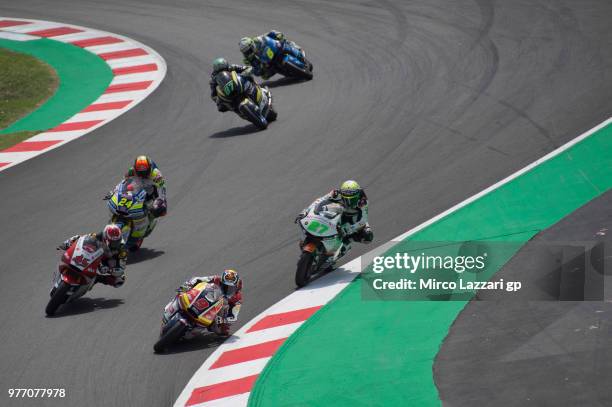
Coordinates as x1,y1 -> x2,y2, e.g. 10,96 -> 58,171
257,36 -> 313,80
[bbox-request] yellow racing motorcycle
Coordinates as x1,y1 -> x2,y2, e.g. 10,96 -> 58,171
105,177 -> 160,251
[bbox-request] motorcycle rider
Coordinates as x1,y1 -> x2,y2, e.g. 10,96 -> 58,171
297,180 -> 374,257
211,70 -> 264,117
124,155 -> 167,218
177,269 -> 242,336
58,224 -> 127,287
239,30 -> 303,79
210,57 -> 254,112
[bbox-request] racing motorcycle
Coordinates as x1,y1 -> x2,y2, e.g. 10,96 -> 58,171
295,202 -> 349,287
258,36 -> 313,80
46,236 -> 104,316
105,176 -> 159,251
154,281 -> 230,353
215,71 -> 277,130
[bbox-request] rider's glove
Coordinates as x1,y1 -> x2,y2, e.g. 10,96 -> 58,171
294,212 -> 306,224
176,283 -> 191,293
98,265 -> 111,276
58,235 -> 79,250
103,191 -> 113,200
152,198 -> 167,217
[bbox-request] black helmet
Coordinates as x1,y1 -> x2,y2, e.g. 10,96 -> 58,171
216,71 -> 239,98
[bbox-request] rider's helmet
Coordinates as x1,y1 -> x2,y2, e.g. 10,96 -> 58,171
215,71 -> 239,98
102,224 -> 123,251
220,269 -> 241,296
134,155 -> 152,178
212,57 -> 229,73
239,37 -> 256,59
339,180 -> 362,209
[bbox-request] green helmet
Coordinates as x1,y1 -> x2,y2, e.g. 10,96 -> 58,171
340,180 -> 362,208
213,57 -> 229,73
239,37 -> 256,58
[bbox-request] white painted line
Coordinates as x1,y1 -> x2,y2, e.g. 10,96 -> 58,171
27,131 -> 86,142
0,32 -> 37,41
96,90 -> 148,102
105,55 -> 157,68
52,31 -> 103,43
86,41 -> 136,54
67,110 -> 123,122
109,72 -> 158,84
9,22 -> 58,33
219,322 -> 302,350
0,151 -> 42,161
201,358 -> 270,386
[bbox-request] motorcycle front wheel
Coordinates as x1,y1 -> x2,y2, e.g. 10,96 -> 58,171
153,322 -> 188,354
239,100 -> 268,130
266,106 -> 278,122
295,251 -> 316,288
45,281 -> 70,316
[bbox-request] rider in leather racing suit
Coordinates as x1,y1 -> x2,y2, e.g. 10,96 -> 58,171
297,180 -> 374,258
210,57 -> 254,112
239,30 -> 303,79
211,68 -> 261,114
124,155 -> 167,218
178,269 -> 242,336
59,224 -> 127,287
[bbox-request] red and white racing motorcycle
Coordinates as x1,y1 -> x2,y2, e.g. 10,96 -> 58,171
45,236 -> 104,316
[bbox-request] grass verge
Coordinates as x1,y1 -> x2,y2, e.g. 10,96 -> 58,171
0,130 -> 40,151
0,47 -> 58,149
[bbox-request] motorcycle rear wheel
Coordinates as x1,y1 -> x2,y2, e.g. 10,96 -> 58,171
295,251 -> 316,288
45,281 -> 70,316
283,59 -> 313,81
153,322 -> 188,353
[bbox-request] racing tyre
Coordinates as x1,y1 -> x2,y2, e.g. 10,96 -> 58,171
267,107 -> 278,122
154,322 -> 188,353
283,60 -> 313,81
45,281 -> 70,316
239,101 -> 268,130
295,251 -> 315,288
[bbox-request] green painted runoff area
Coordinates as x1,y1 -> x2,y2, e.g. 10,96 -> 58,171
249,122 -> 612,407
0,38 -> 112,135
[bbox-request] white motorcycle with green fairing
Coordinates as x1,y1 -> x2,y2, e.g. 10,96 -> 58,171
295,203 -> 350,287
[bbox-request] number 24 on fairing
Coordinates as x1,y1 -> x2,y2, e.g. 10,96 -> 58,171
118,197 -> 133,208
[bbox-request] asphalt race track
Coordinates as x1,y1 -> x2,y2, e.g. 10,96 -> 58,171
435,190 -> 612,406
1,1 -> 612,406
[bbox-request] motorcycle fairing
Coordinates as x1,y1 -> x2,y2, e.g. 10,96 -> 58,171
178,283 -> 225,327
